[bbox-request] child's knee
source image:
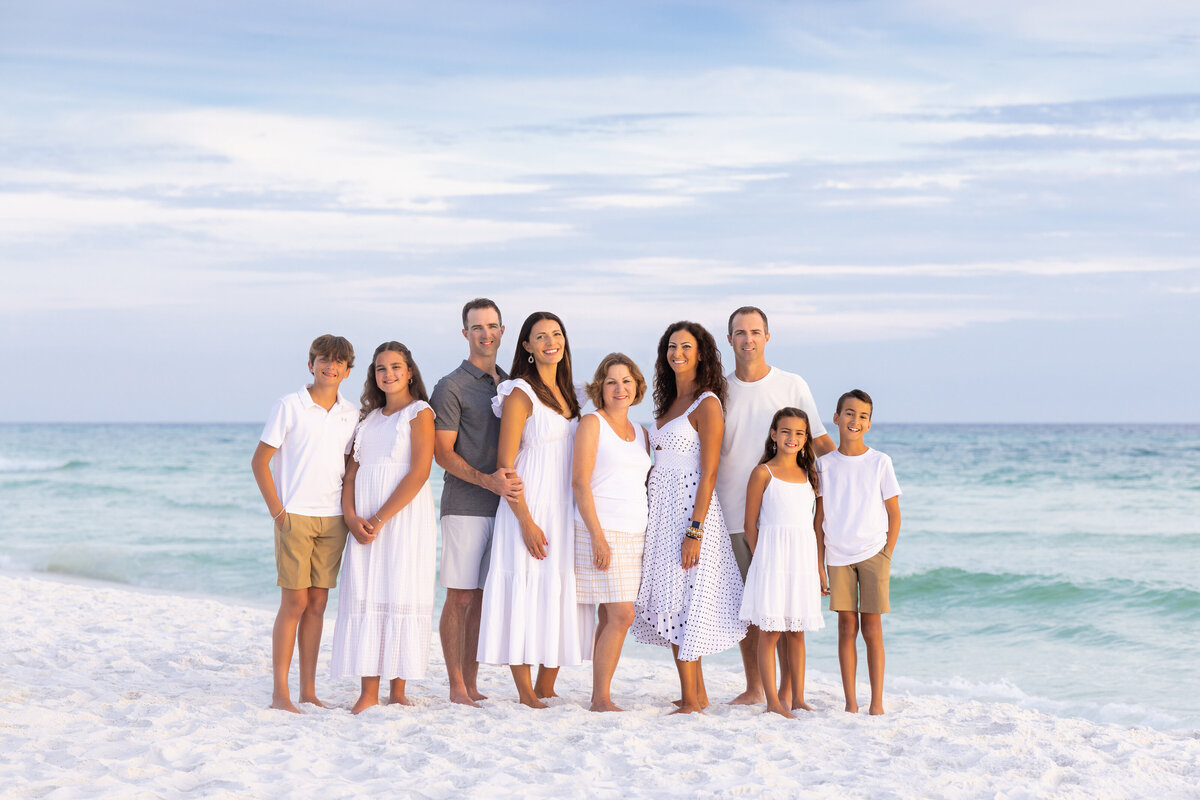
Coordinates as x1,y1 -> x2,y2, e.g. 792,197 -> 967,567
837,612 -> 859,637
306,588 -> 329,614
859,613 -> 883,641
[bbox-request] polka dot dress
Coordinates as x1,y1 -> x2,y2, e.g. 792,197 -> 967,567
632,392 -> 748,661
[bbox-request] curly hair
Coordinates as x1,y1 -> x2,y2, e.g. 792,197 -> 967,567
508,311 -> 581,419
758,407 -> 819,493
652,321 -> 727,419
584,352 -> 647,409
359,341 -> 429,420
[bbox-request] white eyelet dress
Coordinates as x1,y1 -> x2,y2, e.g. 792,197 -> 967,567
477,379 -> 594,667
331,401 -> 437,680
738,467 -> 826,632
632,392 -> 748,661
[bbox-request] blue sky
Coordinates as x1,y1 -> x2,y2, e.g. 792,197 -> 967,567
2,0 -> 1197,422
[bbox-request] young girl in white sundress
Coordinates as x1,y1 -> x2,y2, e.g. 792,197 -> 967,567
738,407 -> 828,718
332,342 -> 437,714
632,321 -> 747,715
477,311 -> 592,708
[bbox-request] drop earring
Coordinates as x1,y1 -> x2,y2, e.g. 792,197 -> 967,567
528,354 -> 534,364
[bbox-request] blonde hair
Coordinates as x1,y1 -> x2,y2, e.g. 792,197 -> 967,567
585,353 -> 647,410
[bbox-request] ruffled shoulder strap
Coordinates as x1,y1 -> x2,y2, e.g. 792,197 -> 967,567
351,409 -> 378,461
685,390 -> 719,415
397,399 -> 434,424
492,378 -> 533,419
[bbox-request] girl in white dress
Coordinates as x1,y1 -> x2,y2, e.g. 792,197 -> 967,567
632,321 -> 747,714
332,342 -> 436,714
739,407 -> 827,718
477,312 -> 591,708
572,353 -> 652,712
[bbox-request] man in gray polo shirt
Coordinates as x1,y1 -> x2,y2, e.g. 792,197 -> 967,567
431,298 -> 522,707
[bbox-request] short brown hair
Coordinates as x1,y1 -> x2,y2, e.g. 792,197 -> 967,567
462,298 -> 502,329
836,389 -> 873,416
728,306 -> 769,335
585,353 -> 647,409
309,334 -> 355,369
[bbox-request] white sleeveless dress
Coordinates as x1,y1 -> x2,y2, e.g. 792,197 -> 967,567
632,392 -> 747,661
477,379 -> 593,667
331,402 -> 437,680
738,467 -> 826,632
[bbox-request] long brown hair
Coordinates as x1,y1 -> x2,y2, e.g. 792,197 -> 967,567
759,407 -> 819,492
508,311 -> 580,419
652,320 -> 727,419
359,341 -> 429,420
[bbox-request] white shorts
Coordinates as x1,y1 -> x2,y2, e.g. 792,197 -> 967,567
440,515 -> 495,590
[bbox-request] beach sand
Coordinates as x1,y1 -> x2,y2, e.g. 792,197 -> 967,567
2,573 -> 1198,799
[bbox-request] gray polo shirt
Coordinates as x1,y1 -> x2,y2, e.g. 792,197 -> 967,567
430,360 -> 508,518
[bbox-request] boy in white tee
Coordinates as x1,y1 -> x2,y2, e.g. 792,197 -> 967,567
251,334 -> 359,713
816,389 -> 901,715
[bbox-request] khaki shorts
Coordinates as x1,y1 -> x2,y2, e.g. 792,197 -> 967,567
274,512 -> 349,590
828,549 -> 892,614
729,532 -> 752,583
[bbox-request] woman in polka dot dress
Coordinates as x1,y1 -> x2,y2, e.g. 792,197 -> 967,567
632,321 -> 748,714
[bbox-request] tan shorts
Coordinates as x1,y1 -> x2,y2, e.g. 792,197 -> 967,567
828,549 -> 892,614
274,513 -> 349,590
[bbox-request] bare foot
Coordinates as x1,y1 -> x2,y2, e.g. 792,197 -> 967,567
729,689 -> 765,706
868,703 -> 885,716
518,694 -> 548,709
449,689 -> 482,708
534,688 -> 559,699
351,694 -> 379,715
270,696 -> 301,714
844,701 -> 859,713
669,703 -> 704,715
387,695 -> 413,707
467,688 -> 489,702
589,699 -> 624,712
765,703 -> 796,719
298,695 -> 328,709
791,700 -> 814,712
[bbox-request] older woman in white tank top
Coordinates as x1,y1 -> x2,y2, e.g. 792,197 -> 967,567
572,353 -> 652,712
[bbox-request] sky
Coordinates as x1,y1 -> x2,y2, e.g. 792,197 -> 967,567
1,0 -> 1198,422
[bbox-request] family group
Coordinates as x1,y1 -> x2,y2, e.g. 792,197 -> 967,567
250,300 -> 902,719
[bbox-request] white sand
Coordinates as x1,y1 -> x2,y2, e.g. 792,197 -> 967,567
2,574 -> 1198,799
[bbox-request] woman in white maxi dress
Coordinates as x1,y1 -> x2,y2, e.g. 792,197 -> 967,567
477,312 -> 592,708
332,342 -> 436,714
632,322 -> 747,714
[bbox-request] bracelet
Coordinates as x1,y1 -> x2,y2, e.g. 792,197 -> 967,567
684,530 -> 703,541
372,514 -> 383,523
273,508 -> 286,520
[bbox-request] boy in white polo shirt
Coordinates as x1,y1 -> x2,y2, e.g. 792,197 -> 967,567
816,389 -> 901,715
251,334 -> 359,713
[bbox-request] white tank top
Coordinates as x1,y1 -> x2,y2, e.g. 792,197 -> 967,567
575,412 -> 652,533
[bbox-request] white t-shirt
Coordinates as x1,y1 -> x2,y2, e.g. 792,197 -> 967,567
259,387 -> 359,517
717,367 -> 828,534
817,448 -> 901,566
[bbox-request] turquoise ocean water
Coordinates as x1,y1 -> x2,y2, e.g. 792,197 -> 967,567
1,423 -> 1197,731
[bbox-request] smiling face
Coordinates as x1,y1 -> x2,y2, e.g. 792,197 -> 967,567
309,354 -> 350,389
665,330 -> 700,376
833,397 -> 872,444
373,349 -> 412,398
523,318 -> 565,366
727,310 -> 770,368
771,415 -> 809,456
599,363 -> 637,412
463,306 -> 504,360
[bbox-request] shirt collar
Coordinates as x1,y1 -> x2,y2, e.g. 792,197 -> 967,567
459,359 -> 507,382
299,386 -> 353,412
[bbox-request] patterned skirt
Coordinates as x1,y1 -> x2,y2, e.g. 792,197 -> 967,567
574,523 -> 645,604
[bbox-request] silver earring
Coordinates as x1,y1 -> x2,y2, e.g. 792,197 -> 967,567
528,354 -> 534,364
771,442 -> 777,452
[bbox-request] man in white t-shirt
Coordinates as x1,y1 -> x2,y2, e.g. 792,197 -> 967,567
251,334 -> 359,713
718,306 -> 835,706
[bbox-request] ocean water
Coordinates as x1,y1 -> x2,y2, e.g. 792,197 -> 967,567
2,422 -> 1198,732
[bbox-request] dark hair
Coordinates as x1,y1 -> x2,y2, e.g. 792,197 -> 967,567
309,334 -> 355,369
759,407 -> 819,493
727,306 -> 768,336
359,341 -> 429,420
509,312 -> 580,419
836,389 -> 874,416
585,353 -> 647,409
462,298 -> 502,329
652,321 -> 727,419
